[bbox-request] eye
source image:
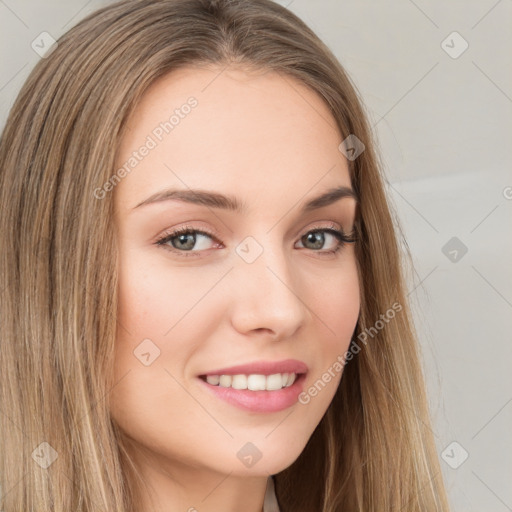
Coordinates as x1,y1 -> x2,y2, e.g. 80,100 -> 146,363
295,223 -> 356,257
155,222 -> 356,258
155,225 -> 220,257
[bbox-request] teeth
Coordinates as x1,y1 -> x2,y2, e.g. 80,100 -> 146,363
206,374 -> 220,386
248,374 -> 266,391
231,374 -> 247,389
205,372 -> 297,390
265,374 -> 283,391
219,375 -> 232,387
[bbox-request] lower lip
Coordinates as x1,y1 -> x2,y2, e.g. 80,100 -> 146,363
197,374 -> 307,413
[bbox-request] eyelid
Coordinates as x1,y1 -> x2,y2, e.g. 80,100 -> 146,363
154,220 -> 356,257
155,223 -> 221,248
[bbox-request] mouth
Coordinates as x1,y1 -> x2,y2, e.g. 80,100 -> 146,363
198,372 -> 304,391
198,363 -> 308,413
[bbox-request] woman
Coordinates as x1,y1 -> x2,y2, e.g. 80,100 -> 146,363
0,0 -> 451,511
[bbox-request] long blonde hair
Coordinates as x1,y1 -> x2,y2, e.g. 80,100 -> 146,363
0,0 -> 450,510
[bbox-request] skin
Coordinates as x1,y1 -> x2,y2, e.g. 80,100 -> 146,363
110,64 -> 360,512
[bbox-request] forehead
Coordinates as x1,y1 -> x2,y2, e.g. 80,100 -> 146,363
114,65 -> 351,212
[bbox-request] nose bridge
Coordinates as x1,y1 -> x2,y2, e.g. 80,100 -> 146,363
230,233 -> 307,337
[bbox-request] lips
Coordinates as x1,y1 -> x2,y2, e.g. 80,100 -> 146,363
196,359 -> 309,412
197,371 -> 307,413
198,358 -> 308,377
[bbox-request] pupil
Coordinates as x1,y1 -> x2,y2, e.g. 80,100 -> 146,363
306,232 -> 324,249
175,233 -> 195,250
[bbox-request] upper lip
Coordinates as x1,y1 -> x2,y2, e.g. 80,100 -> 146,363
199,359 -> 308,377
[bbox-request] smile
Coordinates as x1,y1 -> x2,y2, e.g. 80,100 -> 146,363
197,373 -> 307,413
201,372 -> 297,390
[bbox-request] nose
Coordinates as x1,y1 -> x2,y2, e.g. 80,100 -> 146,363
228,237 -> 309,341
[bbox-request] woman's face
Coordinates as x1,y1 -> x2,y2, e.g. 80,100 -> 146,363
111,65 -> 360,481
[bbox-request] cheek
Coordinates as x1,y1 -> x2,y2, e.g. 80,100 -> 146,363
113,253 -> 230,390
301,261 -> 360,406
116,253 -> 211,338
314,258 -> 360,349
111,258 -> 211,442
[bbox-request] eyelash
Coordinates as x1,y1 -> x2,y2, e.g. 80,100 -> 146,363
155,222 -> 356,259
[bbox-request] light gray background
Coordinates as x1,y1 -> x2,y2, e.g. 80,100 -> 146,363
1,1 -> 511,510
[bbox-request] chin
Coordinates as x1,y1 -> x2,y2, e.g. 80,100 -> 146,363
223,437 -> 308,477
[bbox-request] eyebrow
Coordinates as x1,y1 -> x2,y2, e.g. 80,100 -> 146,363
132,185 -> 358,213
